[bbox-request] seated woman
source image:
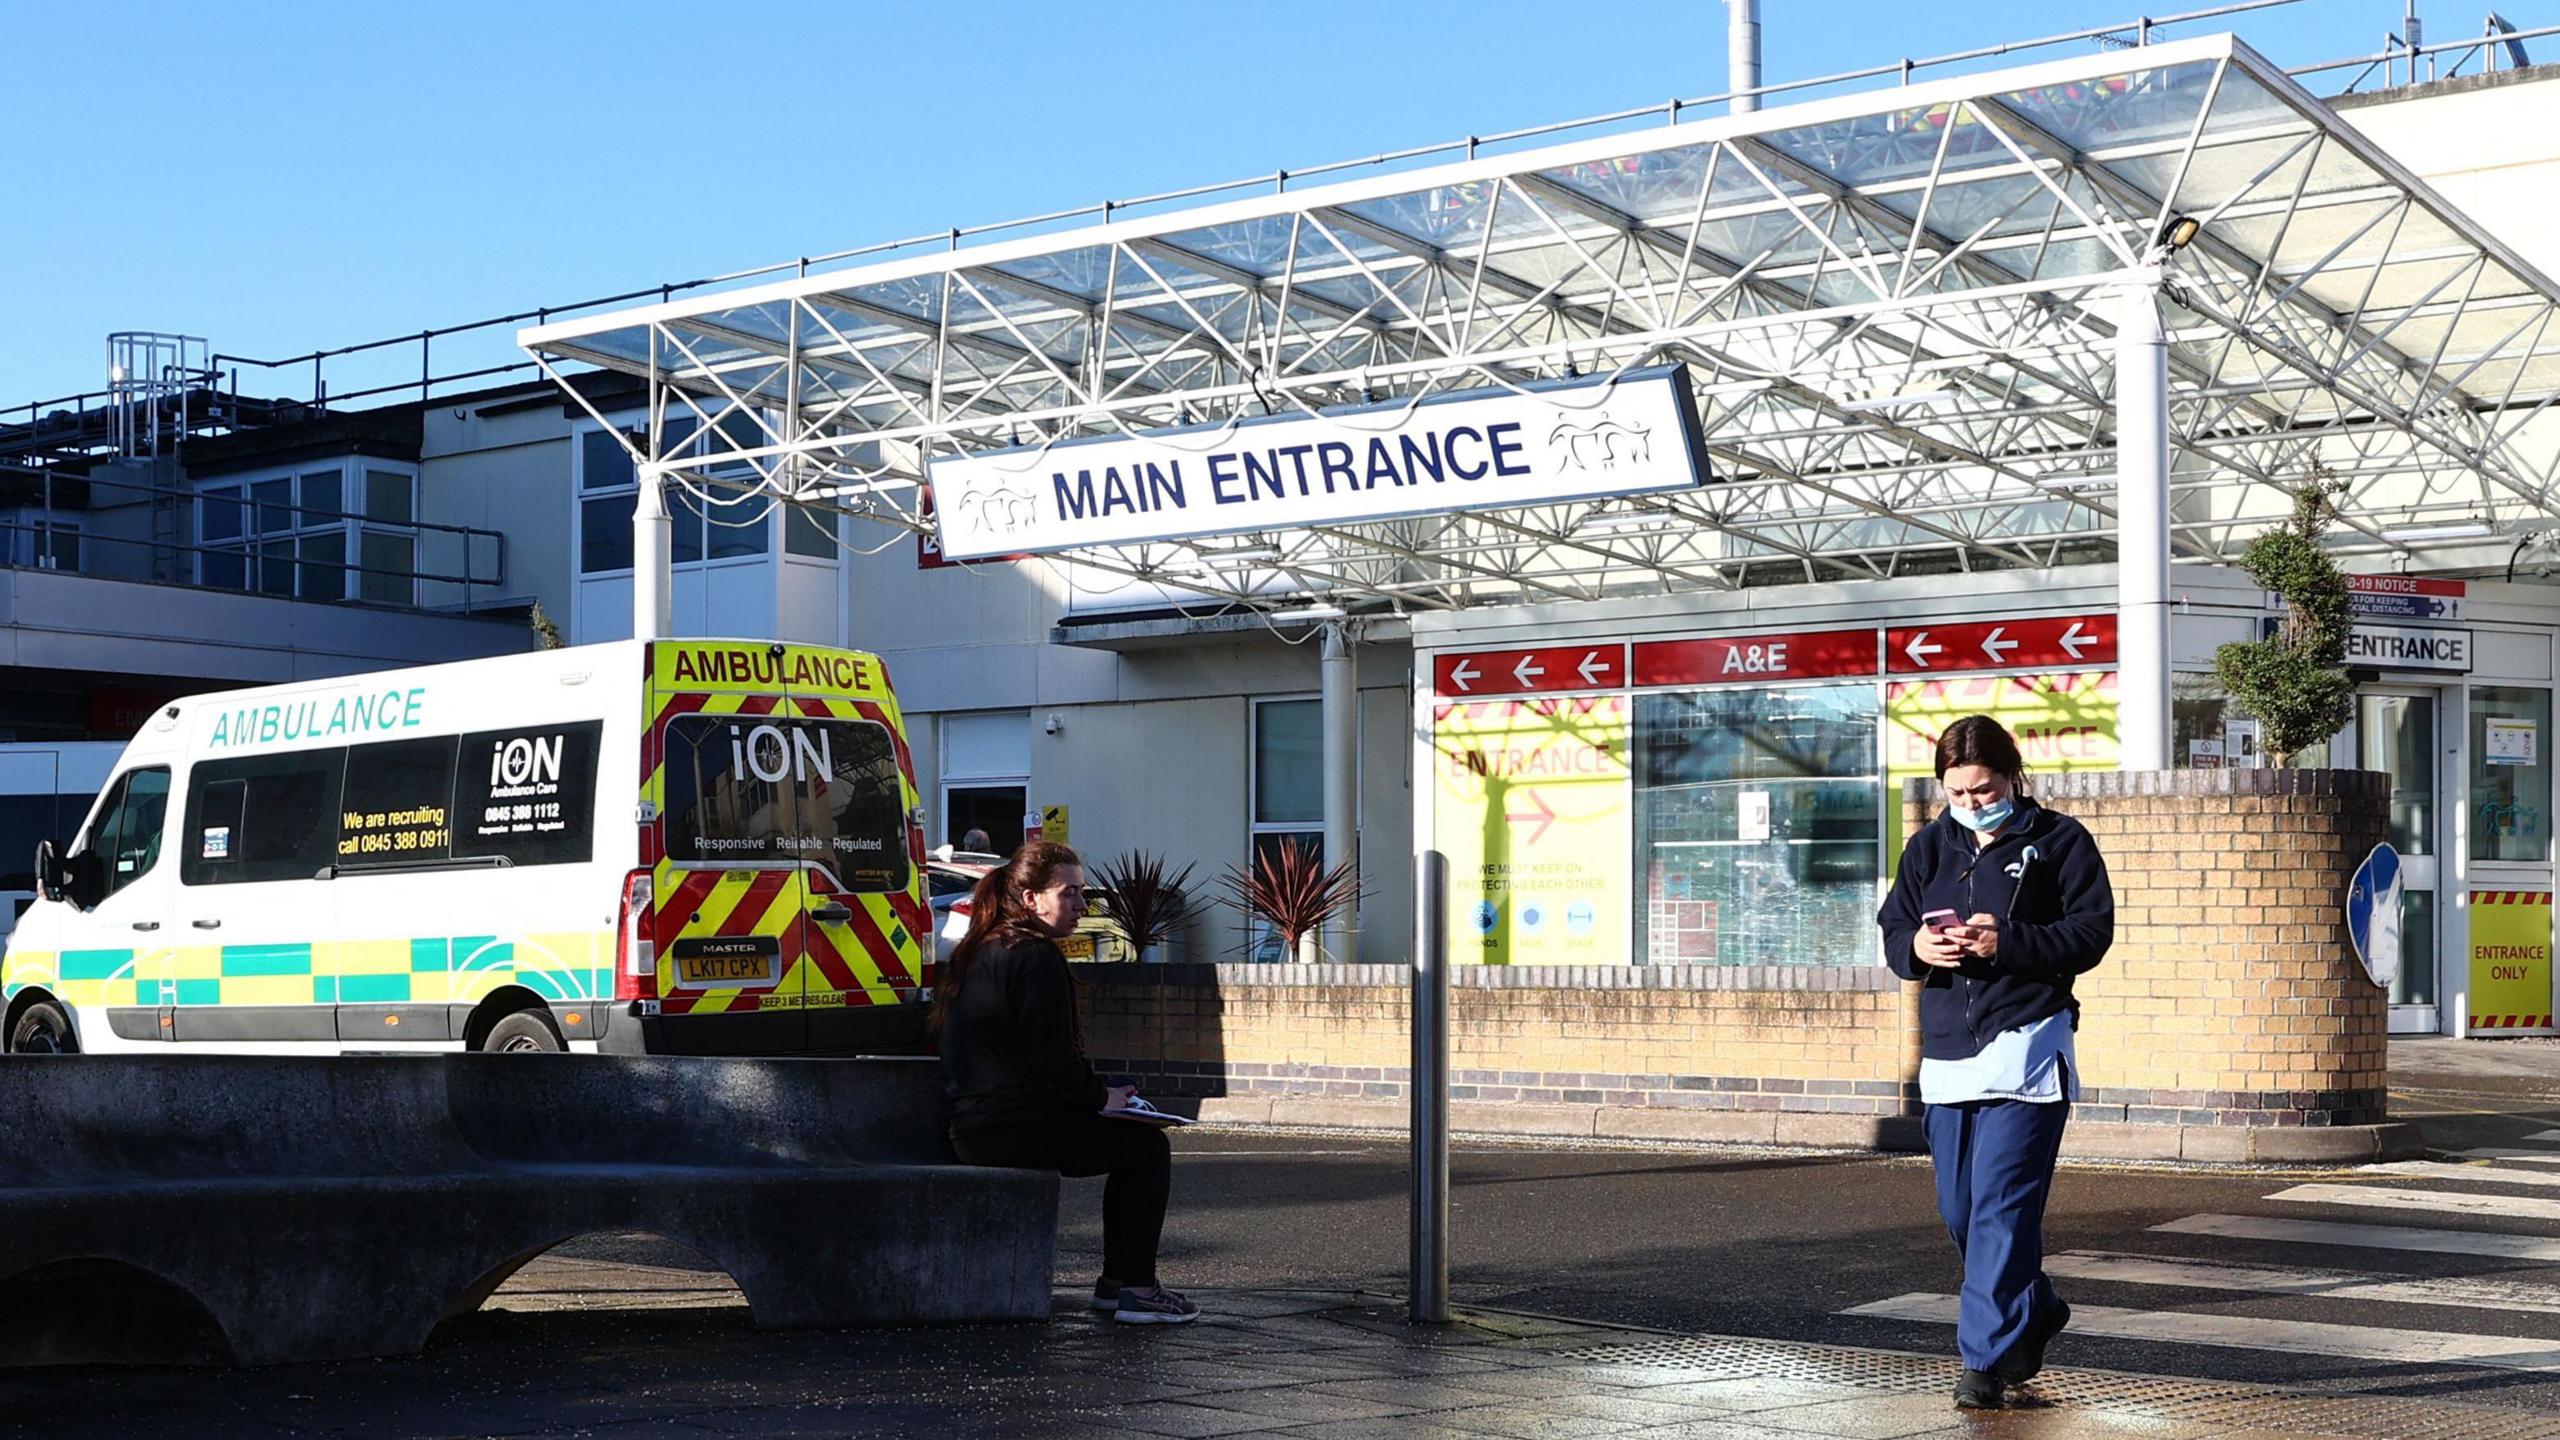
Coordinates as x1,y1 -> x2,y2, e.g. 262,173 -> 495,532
934,840 -> 1196,1324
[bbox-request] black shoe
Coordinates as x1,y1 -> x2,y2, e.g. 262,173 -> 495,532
1954,1369 -> 2004,1410
1995,1298 -> 2072,1384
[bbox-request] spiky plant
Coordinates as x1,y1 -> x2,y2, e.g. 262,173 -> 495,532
1220,837 -> 1360,962
1092,852 -> 1197,953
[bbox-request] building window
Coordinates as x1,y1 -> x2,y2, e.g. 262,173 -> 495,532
940,711 -> 1030,851
2472,685 -> 2553,864
1633,683 -> 1880,966
197,464 -> 416,603
1251,695 -> 1324,862
574,413 -> 776,575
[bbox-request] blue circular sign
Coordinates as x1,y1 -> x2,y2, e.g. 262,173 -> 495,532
1475,901 -> 1498,934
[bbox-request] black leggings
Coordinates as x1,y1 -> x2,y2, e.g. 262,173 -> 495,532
954,1114 -> 1173,1288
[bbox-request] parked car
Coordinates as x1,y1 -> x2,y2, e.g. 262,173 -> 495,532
927,847 -> 1129,972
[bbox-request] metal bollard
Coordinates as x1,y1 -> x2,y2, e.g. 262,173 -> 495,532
1409,850 -> 1451,1324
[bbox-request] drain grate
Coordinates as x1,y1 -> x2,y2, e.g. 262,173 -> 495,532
1549,1335 -> 2560,1440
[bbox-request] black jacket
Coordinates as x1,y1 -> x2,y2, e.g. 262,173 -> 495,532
938,929 -> 1106,1137
1878,799 -> 2115,1061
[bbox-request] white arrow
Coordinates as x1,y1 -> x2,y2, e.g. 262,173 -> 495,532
1448,659 -> 1479,692
1577,651 -> 1611,686
1513,655 -> 1547,687
1903,631 -> 1943,668
2057,621 -> 2093,660
1981,627 -> 2018,664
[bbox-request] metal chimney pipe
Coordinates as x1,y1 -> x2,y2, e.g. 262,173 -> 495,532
1728,0 -> 1762,114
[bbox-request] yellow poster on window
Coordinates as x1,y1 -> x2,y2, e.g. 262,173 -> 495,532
1431,697 -> 1630,965
1885,672 -> 2118,869
2468,890 -> 2553,1032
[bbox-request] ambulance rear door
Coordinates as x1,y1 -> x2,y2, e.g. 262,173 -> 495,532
648,650 -> 809,1054
783,655 -> 928,1054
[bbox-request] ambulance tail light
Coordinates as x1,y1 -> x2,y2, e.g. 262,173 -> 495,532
616,868 -> 657,1002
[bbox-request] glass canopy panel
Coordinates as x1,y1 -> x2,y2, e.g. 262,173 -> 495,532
1536,144 -> 1718,225
1339,181 -> 1515,252
1762,101 -> 2011,191
1997,59 -> 2220,154
1872,170 -> 2060,246
988,248 -> 1116,305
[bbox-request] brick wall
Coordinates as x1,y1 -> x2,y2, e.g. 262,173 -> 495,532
1079,768 -> 2410,1162
2013,768 -> 2393,1142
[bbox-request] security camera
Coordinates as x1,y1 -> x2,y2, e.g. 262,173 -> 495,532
1043,713 -> 1063,736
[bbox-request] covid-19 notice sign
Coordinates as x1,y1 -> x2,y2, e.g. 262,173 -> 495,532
1431,696 -> 1630,965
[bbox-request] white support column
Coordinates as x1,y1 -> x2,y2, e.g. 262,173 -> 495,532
1321,620 -> 1360,963
633,462 -> 673,642
2116,278 -> 2173,772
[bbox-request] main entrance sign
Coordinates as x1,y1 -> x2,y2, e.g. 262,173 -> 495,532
926,367 -> 1709,561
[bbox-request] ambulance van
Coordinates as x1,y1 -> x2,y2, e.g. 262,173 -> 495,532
0,640 -> 933,1056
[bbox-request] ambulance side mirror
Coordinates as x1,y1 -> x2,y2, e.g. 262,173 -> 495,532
33,840 -> 61,904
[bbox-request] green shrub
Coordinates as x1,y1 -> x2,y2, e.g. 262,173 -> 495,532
2211,477 -> 2352,766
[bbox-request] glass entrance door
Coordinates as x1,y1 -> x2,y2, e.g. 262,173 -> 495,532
2358,691 -> 2441,1033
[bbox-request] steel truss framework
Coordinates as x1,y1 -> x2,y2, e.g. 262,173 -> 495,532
523,35 -> 2560,613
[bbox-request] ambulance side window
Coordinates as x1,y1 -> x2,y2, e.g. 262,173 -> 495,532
181,749 -> 349,886
82,767 -> 171,903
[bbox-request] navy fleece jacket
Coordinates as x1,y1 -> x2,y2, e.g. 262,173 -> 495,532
1877,799 -> 2115,1062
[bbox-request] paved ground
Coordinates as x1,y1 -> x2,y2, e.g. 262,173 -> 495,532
19,1285 -> 2560,1440
18,1036 -> 2560,1437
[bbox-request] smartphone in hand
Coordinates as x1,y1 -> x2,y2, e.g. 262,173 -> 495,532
1921,908 -> 1959,931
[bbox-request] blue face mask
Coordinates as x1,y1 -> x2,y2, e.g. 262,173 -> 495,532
1949,796 -> 2016,833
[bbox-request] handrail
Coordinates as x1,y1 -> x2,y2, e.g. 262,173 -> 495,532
2291,19 -> 2559,87
0,523 -> 504,601
0,0 -> 2331,427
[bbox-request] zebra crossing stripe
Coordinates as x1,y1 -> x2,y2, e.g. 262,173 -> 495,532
2448,1149 -> 2560,1165
2154,1213 -> 2560,1261
2523,1130 -> 2560,1143
2044,1251 -> 2560,1315
2365,1160 -> 2560,1189
1842,1293 -> 2560,1372
2268,1184 -> 2560,1223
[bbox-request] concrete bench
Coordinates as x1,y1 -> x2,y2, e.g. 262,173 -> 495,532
0,1054 -> 1057,1367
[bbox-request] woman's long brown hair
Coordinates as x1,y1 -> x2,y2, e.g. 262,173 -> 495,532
930,840 -> 1081,1033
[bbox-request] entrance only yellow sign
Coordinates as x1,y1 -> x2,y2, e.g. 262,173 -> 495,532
1430,697 -> 1630,965
2468,890 -> 2553,1032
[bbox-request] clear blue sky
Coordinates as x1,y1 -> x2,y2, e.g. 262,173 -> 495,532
1,0 -> 2541,407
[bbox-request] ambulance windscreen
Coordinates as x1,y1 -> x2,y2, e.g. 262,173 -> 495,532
661,715 -> 909,891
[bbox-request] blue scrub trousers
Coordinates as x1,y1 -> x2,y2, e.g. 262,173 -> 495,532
1924,1097 -> 2069,1372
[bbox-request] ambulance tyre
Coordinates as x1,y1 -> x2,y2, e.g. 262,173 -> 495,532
483,1009 -> 563,1054
7,1000 -> 75,1055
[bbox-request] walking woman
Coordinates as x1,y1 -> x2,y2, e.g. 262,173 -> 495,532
1877,716 -> 2113,1409
935,840 -> 1197,1324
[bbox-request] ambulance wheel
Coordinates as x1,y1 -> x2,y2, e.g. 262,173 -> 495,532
483,1010 -> 562,1053
8,1001 -> 75,1055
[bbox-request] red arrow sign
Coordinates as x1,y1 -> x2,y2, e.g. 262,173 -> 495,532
1503,788 -> 1558,845
1884,615 -> 2117,675
1433,644 -> 1627,697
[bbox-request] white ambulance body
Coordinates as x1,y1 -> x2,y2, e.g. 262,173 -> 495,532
0,640 -> 931,1056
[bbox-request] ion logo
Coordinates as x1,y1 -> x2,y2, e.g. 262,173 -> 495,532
730,724 -> 833,784
491,734 -> 565,787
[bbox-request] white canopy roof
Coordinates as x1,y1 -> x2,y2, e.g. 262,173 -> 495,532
524,34 -> 2560,612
